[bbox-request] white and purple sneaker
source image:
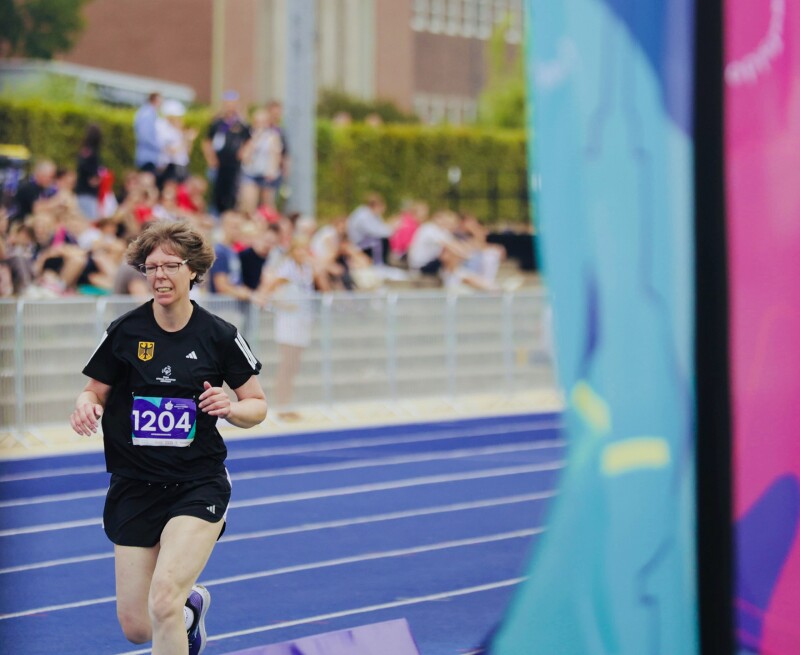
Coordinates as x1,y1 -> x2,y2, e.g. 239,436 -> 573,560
186,584 -> 211,655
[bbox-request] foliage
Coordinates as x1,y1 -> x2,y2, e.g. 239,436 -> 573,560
317,88 -> 419,125
475,14 -> 527,130
0,0 -> 91,59
0,72 -> 90,105
0,99 -> 528,224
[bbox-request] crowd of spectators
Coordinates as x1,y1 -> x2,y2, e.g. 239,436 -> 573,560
0,91 -> 518,301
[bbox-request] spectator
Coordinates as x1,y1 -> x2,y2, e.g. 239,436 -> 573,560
455,213 -> 507,288
156,99 -> 196,189
240,223 -> 281,293
133,92 -> 162,173
10,159 -> 56,223
208,211 -> 252,302
346,192 -> 394,265
261,240 -> 316,421
239,103 -> 289,213
202,90 -> 251,215
75,123 -> 103,220
310,217 -> 356,291
408,210 -> 497,291
389,200 -> 427,264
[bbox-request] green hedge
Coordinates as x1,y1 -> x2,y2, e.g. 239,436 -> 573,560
0,99 -> 530,223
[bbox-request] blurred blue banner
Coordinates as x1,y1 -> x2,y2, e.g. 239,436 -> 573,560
491,1 -> 698,653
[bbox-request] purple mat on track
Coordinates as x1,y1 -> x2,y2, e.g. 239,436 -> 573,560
220,618 -> 420,655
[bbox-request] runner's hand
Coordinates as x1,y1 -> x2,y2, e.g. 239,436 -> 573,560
70,403 -> 103,436
199,381 -> 231,418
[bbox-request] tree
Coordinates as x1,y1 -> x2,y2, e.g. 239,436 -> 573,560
475,13 -> 526,130
0,0 -> 91,59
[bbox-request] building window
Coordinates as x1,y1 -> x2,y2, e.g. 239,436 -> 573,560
414,93 -> 478,125
446,0 -> 462,36
429,0 -> 446,33
412,0 -> 523,43
411,0 -> 429,31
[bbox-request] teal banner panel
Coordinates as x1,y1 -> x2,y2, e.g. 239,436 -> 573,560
491,1 -> 698,653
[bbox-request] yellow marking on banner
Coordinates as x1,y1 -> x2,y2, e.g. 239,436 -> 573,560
601,437 -> 670,475
571,380 -> 611,433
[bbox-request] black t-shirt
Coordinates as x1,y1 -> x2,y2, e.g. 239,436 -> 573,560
207,117 -> 251,168
83,300 -> 262,481
75,149 -> 100,196
12,180 -> 47,221
239,247 -> 266,290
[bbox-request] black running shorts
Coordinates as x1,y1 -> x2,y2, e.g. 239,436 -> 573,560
103,470 -> 231,547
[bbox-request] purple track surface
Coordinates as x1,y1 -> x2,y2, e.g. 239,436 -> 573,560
0,413 -> 564,655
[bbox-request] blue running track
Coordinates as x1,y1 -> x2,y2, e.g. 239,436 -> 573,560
0,413 -> 564,655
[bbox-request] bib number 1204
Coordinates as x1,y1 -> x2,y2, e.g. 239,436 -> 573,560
131,396 -> 197,447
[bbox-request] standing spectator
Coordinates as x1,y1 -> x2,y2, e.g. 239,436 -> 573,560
75,123 -> 103,220
202,91 -> 251,215
10,159 -> 56,223
263,100 -> 289,208
133,92 -> 162,173
239,104 -> 289,213
156,100 -> 196,189
346,192 -> 394,265
261,240 -> 315,421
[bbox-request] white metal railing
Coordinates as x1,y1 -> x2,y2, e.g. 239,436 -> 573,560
0,289 -> 557,444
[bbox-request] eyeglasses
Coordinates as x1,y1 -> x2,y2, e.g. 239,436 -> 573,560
138,260 -> 188,276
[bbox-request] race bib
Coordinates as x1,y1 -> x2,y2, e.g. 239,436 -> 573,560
131,396 -> 197,447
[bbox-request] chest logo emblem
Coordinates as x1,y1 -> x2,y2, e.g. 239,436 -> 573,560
138,341 -> 155,361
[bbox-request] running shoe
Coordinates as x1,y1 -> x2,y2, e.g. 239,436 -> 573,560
186,584 -> 211,655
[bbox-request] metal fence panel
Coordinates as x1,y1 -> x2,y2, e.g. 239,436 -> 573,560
0,290 -> 558,437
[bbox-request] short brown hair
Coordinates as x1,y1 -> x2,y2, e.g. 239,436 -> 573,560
126,221 -> 215,288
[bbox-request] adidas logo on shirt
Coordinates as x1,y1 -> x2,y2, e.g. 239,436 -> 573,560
186,351 -> 198,359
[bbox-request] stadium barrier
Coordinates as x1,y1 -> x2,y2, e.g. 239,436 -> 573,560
0,289 -> 558,446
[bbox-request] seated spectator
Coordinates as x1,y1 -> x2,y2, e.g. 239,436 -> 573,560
241,223 -> 281,294
455,213 -> 506,287
407,210 -> 497,291
310,217 -> 355,291
2,222 -> 36,295
389,200 -> 427,265
208,211 -> 253,301
10,159 -> 56,224
346,192 -> 395,265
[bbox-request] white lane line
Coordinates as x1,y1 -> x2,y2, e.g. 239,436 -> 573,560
0,491 -> 555,575
0,530 -> 539,620
0,461 -> 564,537
0,440 -> 564,508
229,463 -> 564,510
112,578 -> 526,655
0,419 -> 562,482
225,421 -> 561,462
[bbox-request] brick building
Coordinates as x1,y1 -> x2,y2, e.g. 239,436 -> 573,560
61,0 -> 522,124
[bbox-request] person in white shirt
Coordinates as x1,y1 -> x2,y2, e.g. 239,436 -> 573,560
408,210 -> 497,291
346,192 -> 395,265
156,100 -> 196,189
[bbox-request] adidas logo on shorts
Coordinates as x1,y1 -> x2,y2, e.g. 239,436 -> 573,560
206,505 -> 215,515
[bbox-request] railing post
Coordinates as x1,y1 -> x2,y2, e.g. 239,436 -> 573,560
386,293 -> 398,401
320,294 -> 333,406
445,292 -> 458,401
13,300 -> 27,444
502,291 -> 515,397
